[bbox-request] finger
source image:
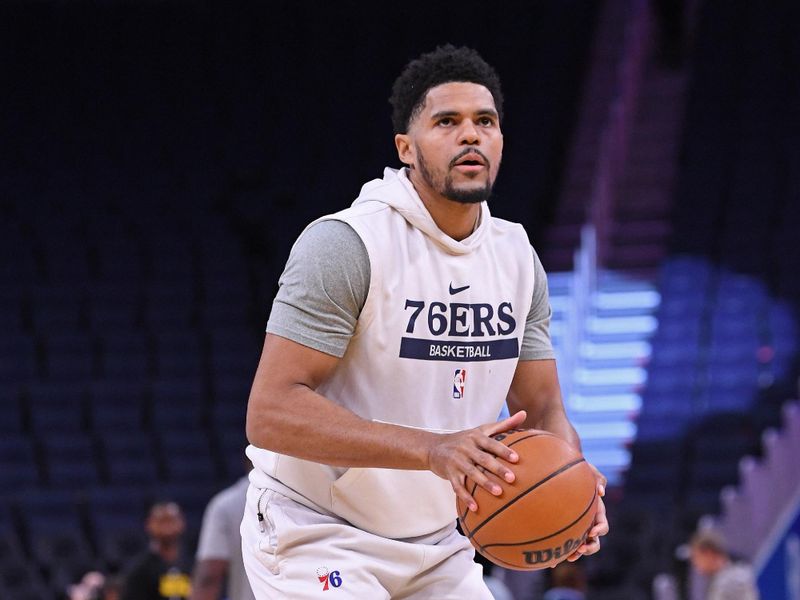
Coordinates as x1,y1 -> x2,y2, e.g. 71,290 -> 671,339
588,499 -> 609,537
484,410 -> 527,438
465,463 -> 504,496
472,444 -> 517,483
574,536 -> 601,557
451,476 -> 478,512
588,462 -> 607,493
566,536 -> 601,562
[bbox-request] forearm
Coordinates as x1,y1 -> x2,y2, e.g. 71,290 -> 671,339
526,403 -> 581,451
508,359 -> 582,452
246,384 -> 436,470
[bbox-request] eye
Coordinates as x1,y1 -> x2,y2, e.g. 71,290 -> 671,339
437,117 -> 454,127
479,116 -> 495,127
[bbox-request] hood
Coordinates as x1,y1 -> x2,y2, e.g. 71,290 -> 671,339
352,167 -> 490,255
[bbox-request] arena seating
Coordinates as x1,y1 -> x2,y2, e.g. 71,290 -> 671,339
0,2 -> 600,596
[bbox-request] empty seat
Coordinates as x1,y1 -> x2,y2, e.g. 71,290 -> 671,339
98,332 -> 150,378
28,392 -> 86,434
0,335 -> 37,381
158,428 -> 217,483
41,334 -> 94,380
0,532 -> 24,565
211,399 -> 248,434
31,293 -> 83,332
89,395 -> 146,431
153,332 -> 204,377
93,238 -> 145,282
99,431 -> 161,485
29,527 -> 95,574
87,282 -> 141,330
0,390 -> 24,433
151,378 -> 206,427
0,561 -> 50,600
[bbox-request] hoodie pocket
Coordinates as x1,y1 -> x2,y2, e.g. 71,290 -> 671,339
254,489 -> 282,575
330,467 -> 456,539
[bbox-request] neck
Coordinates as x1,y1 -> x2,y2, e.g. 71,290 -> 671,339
408,170 -> 481,241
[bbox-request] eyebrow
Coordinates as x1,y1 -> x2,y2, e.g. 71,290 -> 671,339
430,108 -> 499,120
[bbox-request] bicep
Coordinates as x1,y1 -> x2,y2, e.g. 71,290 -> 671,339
254,333 -> 340,390
245,333 -> 345,448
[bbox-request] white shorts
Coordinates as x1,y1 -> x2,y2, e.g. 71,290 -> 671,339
240,484 -> 494,599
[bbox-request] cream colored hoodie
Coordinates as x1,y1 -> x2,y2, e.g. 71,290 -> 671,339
248,167 -> 535,539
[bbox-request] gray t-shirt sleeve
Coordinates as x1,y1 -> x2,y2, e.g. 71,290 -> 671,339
519,246 -> 556,361
267,222 -> 553,361
266,220 -> 369,357
195,492 -> 233,560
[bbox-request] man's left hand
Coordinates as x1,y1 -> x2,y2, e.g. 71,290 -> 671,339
566,463 -> 609,562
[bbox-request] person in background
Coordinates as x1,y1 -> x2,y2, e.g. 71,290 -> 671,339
190,460 -> 254,600
121,501 -> 192,600
688,528 -> 759,600
542,561 -> 587,600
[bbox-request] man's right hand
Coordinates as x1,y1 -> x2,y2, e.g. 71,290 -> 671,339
427,410 -> 527,512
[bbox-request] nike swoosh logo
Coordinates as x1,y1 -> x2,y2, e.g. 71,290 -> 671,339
449,283 -> 470,295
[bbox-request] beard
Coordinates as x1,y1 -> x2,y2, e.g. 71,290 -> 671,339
416,147 -> 495,204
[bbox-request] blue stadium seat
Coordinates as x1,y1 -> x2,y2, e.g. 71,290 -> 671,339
41,334 -> 94,380
0,389 -> 24,433
92,238 -> 145,282
28,391 -> 86,434
41,433 -> 102,488
90,395 -> 146,431
99,431 -> 161,485
153,332 -> 204,377
0,435 -> 42,488
30,290 -> 83,332
98,332 -> 150,378
158,428 -> 217,482
0,335 -> 37,381
0,296 -> 25,333
150,378 -> 206,428
0,561 -> 51,600
0,532 -> 24,565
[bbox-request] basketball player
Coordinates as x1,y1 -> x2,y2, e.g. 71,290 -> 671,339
242,45 -> 609,599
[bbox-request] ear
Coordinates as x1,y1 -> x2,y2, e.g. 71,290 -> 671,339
394,133 -> 415,168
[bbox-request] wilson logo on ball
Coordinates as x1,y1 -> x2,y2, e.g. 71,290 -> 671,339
522,534 -> 587,566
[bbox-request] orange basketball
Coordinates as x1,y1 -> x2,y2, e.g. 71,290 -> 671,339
457,429 -> 599,570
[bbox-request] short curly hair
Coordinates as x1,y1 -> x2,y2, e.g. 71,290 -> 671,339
389,45 -> 504,134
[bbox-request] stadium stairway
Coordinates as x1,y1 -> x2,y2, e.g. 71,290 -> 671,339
548,230 -> 661,488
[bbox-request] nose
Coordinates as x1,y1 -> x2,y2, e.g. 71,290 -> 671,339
457,119 -> 480,145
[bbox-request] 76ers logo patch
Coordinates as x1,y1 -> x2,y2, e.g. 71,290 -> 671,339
453,369 -> 466,399
316,567 -> 343,591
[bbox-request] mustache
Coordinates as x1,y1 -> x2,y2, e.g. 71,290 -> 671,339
449,147 -> 490,169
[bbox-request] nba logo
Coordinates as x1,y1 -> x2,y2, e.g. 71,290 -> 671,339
453,369 -> 466,399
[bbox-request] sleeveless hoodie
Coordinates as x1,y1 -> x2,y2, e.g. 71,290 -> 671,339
247,167 -> 535,539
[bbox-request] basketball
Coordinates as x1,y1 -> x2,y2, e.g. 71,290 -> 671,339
457,429 -> 599,571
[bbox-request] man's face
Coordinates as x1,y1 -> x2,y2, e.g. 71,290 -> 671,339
396,81 -> 503,204
146,502 -> 186,543
690,546 -> 723,576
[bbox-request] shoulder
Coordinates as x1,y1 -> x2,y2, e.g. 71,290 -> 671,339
295,219 -> 366,257
489,215 -> 531,239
